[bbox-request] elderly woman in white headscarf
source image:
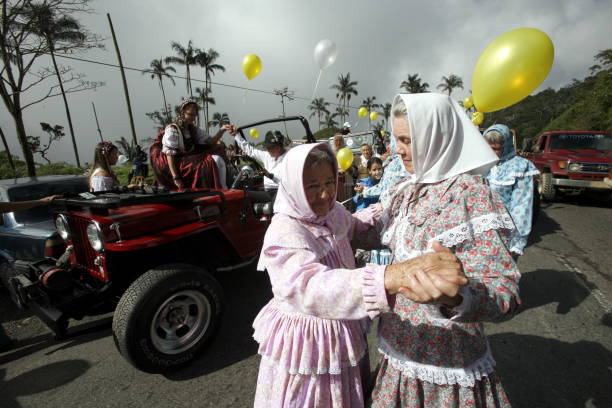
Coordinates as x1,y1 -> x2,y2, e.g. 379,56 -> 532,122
370,93 -> 521,408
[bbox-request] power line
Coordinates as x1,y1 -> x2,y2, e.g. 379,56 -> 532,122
51,52 -> 361,109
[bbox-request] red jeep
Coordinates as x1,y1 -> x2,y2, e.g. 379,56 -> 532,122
5,116 -> 315,373
523,131 -> 612,201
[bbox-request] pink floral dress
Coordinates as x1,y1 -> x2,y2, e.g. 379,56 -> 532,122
371,174 -> 520,408
253,203 -> 389,408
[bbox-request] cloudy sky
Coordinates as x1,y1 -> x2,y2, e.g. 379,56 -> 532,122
2,0 -> 611,165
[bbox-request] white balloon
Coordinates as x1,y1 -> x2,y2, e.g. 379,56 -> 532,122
313,39 -> 337,70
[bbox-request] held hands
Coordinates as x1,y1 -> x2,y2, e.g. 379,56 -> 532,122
227,125 -> 238,137
354,183 -> 364,194
384,242 -> 467,306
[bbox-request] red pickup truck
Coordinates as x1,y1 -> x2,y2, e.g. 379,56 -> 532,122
523,131 -> 612,201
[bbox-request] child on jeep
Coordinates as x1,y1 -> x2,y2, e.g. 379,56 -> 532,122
353,156 -> 384,211
252,142 -> 466,407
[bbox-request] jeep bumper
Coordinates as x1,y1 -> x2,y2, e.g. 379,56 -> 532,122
552,178 -> 612,190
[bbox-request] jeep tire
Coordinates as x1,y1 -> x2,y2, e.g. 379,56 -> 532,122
539,172 -> 556,201
112,263 -> 223,373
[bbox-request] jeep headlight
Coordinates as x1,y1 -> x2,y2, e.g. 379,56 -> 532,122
568,163 -> 581,172
55,214 -> 70,240
86,221 -> 104,251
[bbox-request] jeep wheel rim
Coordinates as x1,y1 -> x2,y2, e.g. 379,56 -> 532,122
150,290 -> 211,355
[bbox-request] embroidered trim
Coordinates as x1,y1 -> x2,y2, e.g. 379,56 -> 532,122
430,213 -> 515,248
488,169 -> 540,185
378,337 -> 496,387
258,350 -> 368,376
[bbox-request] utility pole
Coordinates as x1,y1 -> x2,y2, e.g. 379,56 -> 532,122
91,102 -> 103,142
107,13 -> 138,146
273,87 -> 295,139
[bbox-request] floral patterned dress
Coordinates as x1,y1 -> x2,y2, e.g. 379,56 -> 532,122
371,174 -> 521,408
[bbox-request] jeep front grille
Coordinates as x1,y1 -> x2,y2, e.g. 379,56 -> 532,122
68,216 -> 98,274
571,162 -> 612,173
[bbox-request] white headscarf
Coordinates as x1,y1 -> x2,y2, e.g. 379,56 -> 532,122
391,93 -> 498,185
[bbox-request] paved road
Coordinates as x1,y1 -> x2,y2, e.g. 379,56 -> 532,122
1,194 -> 611,408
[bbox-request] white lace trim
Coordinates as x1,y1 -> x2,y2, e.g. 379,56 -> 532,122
258,349 -> 368,375
378,337 -> 496,387
430,213 -> 515,248
488,169 -> 539,185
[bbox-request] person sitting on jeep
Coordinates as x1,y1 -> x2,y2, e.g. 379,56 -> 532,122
231,128 -> 288,200
127,144 -> 148,184
150,99 -> 233,190
483,124 -> 539,259
89,141 -> 120,192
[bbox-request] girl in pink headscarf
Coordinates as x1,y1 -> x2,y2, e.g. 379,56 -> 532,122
252,142 -> 467,408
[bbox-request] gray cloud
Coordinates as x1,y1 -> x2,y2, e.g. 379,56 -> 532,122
1,0 -> 610,165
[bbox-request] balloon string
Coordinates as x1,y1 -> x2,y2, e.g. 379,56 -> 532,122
340,185 -> 375,205
311,70 -> 322,100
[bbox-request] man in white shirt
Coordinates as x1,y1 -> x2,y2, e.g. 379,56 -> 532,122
232,129 -> 288,199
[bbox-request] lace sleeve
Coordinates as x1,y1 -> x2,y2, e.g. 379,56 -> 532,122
162,125 -> 182,156
90,176 -> 118,192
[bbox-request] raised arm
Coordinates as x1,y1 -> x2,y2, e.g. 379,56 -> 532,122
234,134 -> 268,162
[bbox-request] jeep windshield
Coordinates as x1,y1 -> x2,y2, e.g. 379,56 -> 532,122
549,133 -> 612,151
7,179 -> 88,224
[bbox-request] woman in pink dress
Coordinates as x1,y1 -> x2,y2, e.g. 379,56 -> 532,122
252,142 -> 467,408
371,93 -> 520,407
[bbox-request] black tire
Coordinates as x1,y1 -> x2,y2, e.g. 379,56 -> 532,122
0,261 -> 24,308
538,172 -> 556,201
112,263 -> 223,373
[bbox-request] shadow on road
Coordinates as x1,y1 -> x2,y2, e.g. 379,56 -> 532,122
0,359 -> 91,408
164,265 -> 273,381
0,317 -> 112,365
491,332 -> 612,408
518,269 -> 594,315
527,207 -> 562,246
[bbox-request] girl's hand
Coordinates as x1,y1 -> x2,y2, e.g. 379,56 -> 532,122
174,178 -> 184,189
354,183 -> 364,193
40,195 -> 62,204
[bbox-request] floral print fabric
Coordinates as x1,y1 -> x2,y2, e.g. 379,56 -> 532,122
372,173 -> 520,407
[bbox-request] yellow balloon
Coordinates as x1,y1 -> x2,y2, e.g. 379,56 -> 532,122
358,107 -> 368,118
370,111 -> 378,121
380,130 -> 385,136
336,147 -> 354,171
242,54 -> 262,80
463,96 -> 474,109
471,111 -> 484,126
250,128 -> 259,138
472,27 -> 554,113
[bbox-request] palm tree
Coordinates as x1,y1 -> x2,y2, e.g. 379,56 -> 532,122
381,103 -> 392,132
27,4 -> 86,167
144,58 -> 176,123
437,74 -> 464,96
307,98 -> 330,130
322,112 -> 339,129
400,74 -> 429,93
165,40 -> 198,96
330,73 -> 358,123
194,87 -> 215,128
209,112 -> 230,129
334,105 -> 349,123
196,48 -> 225,129
362,96 -> 380,129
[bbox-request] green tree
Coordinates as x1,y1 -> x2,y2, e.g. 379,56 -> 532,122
144,57 -> 176,123
145,107 -> 172,131
0,0 -> 102,175
437,74 -> 464,96
196,48 -> 225,130
26,122 -> 65,164
400,73 -> 429,93
381,102 -> 392,132
165,40 -> 198,96
307,97 -> 330,130
115,136 -> 135,159
330,73 -> 358,123
209,112 -> 230,129
322,112 -> 339,128
194,87 -> 215,127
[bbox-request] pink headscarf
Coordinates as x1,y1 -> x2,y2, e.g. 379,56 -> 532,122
273,142 -> 339,226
